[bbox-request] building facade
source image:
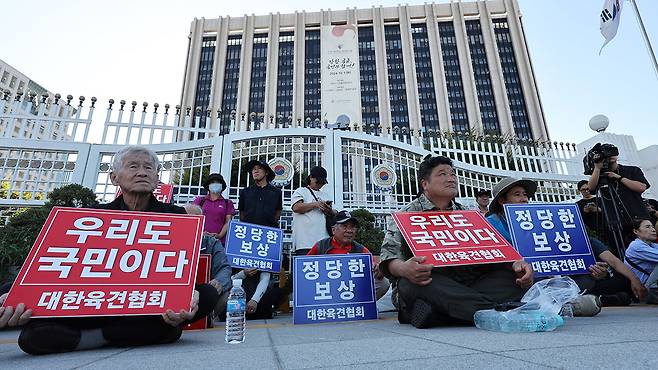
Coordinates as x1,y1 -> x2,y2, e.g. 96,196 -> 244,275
0,58 -> 75,140
179,0 -> 550,141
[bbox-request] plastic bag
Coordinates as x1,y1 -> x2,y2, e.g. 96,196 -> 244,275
517,276 -> 581,315
473,277 -> 580,332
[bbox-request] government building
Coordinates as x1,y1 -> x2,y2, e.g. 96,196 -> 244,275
179,0 -> 550,142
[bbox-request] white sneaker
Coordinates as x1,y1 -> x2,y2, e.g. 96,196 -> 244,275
570,295 -> 601,317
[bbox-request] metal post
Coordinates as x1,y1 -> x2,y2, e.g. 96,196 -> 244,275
630,0 -> 658,80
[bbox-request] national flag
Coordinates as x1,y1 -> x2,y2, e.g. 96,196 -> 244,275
599,0 -> 625,54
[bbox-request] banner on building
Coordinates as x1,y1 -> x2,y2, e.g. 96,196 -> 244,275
321,24 -> 362,128
225,220 -> 283,273
504,204 -> 596,277
4,207 -> 203,318
293,254 -> 378,325
393,210 -> 522,267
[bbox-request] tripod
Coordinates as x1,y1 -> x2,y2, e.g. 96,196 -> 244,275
597,183 -> 627,260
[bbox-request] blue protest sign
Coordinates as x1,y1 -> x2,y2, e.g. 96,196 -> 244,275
504,203 -> 596,277
225,220 -> 283,273
293,254 -> 378,325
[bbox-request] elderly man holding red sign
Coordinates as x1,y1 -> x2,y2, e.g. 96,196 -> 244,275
379,155 -> 533,328
0,146 -> 219,355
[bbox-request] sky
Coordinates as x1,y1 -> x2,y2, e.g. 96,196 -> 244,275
1,0 -> 657,148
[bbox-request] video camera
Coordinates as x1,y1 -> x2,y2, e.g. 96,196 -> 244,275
583,143 -> 619,175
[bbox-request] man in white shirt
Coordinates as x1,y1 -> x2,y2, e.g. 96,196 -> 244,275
291,166 -> 336,255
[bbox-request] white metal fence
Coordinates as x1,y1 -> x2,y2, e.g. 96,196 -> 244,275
0,95 -> 584,232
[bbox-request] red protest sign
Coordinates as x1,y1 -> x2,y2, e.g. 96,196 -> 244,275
116,183 -> 174,203
392,210 -> 522,267
3,207 -> 203,318
152,184 -> 174,203
185,254 -> 212,331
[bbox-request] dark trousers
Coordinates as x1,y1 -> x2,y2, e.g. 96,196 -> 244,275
242,276 -> 274,320
589,273 -> 632,296
398,266 -> 526,323
0,281 -> 12,296
18,283 -> 219,355
568,274 -> 596,292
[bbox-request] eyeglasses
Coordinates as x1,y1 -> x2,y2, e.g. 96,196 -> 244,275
579,188 -> 589,192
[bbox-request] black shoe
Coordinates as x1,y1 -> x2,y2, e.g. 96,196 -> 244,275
410,299 -> 435,329
18,321 -> 81,355
397,308 -> 410,324
646,288 -> 658,305
599,292 -> 631,307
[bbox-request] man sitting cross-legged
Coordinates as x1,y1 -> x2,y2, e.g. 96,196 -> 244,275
379,155 -> 533,328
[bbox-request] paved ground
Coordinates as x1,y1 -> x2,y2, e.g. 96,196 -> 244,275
2,303 -> 658,369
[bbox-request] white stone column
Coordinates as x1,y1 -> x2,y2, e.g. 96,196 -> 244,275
480,1 -> 514,138
180,18 -> 205,112
235,15 -> 254,132
452,2 -> 481,134
373,6 -> 391,135
264,13 -> 280,127
292,11 -> 306,127
425,3 -> 451,133
209,16 -> 229,130
398,5 -> 422,135
505,0 -> 549,141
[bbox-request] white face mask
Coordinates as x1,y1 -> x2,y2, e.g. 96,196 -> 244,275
208,183 -> 223,193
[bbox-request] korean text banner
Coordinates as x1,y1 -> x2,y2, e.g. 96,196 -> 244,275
504,204 -> 596,277
225,220 -> 283,273
393,211 -> 522,267
321,24 -> 362,127
293,254 -> 378,325
3,207 -> 203,318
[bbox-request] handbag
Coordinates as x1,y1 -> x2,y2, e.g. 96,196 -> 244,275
307,186 -> 336,236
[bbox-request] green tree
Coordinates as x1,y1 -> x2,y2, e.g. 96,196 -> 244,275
47,183 -> 98,208
0,183 -> 98,280
352,208 -> 384,255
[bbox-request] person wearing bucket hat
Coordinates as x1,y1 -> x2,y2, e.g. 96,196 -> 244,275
379,155 -> 533,329
485,176 -> 538,242
245,160 -> 276,183
486,177 -> 609,316
194,173 -> 235,244
238,159 -> 282,228
234,160 -> 282,320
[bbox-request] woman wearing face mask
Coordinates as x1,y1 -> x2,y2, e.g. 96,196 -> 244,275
194,173 -> 236,244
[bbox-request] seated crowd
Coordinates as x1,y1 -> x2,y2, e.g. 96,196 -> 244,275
1,144 -> 657,355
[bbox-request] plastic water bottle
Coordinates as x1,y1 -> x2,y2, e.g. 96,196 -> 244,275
225,279 -> 246,344
474,309 -> 564,332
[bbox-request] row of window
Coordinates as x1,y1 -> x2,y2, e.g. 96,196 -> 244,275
385,25 -> 410,135
466,19 -> 500,135
493,19 -> 532,140
199,18 -> 530,137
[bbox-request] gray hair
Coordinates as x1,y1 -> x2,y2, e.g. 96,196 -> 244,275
111,145 -> 160,173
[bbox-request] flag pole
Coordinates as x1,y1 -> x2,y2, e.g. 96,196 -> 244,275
629,0 -> 658,80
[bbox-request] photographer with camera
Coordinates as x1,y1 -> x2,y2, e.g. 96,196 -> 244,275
586,143 -> 651,255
